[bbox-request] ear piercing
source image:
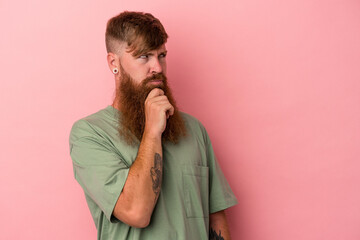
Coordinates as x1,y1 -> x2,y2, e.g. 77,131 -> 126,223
113,68 -> 119,74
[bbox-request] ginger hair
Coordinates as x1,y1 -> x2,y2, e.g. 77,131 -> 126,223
105,11 -> 168,56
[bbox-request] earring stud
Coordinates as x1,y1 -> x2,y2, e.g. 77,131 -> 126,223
113,68 -> 118,74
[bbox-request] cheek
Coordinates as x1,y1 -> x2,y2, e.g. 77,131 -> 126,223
161,62 -> 167,75
127,66 -> 149,83
131,73 -> 145,84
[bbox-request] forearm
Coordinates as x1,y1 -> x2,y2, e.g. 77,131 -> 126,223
112,88 -> 172,227
209,210 -> 231,240
126,131 -> 163,204
113,132 -> 163,227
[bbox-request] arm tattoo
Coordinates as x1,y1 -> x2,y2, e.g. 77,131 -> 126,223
150,153 -> 163,201
210,227 -> 225,240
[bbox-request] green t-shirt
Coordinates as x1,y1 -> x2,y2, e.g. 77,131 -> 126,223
69,105 -> 237,240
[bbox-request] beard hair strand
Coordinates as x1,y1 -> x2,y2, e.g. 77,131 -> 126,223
115,67 -> 187,146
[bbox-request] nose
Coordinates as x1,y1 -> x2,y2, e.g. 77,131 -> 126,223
150,58 -> 162,74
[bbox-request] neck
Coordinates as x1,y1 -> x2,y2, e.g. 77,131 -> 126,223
112,98 -> 121,111
112,88 -> 123,111
112,75 -> 122,110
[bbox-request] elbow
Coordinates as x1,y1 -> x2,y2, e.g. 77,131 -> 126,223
128,212 -> 151,228
113,206 -> 151,228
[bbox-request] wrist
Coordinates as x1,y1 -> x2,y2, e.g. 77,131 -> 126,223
143,129 -> 162,142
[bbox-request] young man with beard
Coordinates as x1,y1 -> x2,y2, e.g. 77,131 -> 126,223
69,11 -> 237,240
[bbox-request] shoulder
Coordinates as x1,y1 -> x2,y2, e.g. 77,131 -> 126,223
180,111 -> 204,129
69,106 -> 116,142
179,111 -> 209,142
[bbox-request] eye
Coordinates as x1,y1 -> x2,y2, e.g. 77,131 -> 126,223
139,55 -> 148,59
159,53 -> 167,58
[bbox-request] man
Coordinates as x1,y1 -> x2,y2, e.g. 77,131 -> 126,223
69,11 -> 237,240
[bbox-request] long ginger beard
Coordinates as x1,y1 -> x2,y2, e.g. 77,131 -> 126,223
115,66 -> 187,146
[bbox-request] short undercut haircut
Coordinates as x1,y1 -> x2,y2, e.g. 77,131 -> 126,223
105,11 -> 168,56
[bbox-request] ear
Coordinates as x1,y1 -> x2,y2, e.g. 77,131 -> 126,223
107,52 -> 119,73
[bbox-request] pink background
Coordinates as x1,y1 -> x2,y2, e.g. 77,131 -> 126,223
1,0 -> 359,239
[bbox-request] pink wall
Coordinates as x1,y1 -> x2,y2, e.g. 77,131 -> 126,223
1,0 -> 359,239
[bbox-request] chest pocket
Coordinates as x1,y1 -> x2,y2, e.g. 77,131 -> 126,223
182,165 -> 209,218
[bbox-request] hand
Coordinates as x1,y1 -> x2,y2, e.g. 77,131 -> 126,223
143,88 -> 174,138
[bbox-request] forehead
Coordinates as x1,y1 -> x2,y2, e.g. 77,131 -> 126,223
153,44 -> 167,52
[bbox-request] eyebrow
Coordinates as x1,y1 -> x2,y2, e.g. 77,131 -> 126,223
144,50 -> 167,56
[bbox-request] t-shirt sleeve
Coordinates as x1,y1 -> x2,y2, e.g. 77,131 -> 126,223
69,119 -> 129,223
202,126 -> 238,214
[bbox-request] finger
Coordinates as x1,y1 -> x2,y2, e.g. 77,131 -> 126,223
157,101 -> 174,115
168,106 -> 175,116
146,88 -> 164,99
149,95 -> 169,104
162,103 -> 174,116
152,101 -> 173,114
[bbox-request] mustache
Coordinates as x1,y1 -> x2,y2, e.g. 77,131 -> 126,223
142,73 -> 167,85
